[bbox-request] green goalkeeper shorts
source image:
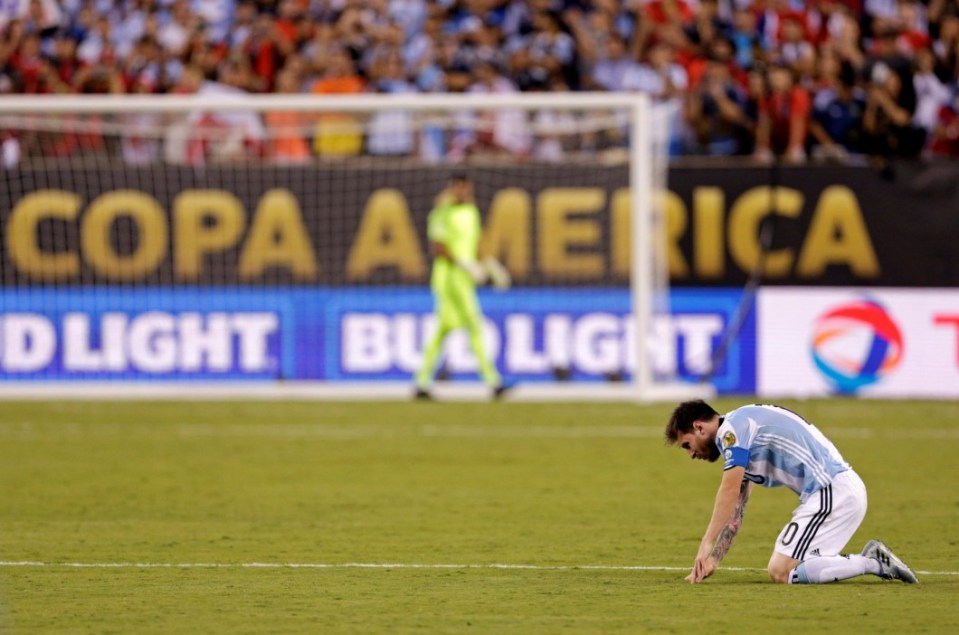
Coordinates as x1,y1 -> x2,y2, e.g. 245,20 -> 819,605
431,265 -> 482,331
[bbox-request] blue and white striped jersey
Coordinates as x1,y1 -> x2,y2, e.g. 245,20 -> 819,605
715,404 -> 850,501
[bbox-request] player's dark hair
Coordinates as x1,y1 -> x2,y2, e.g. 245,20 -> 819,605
664,399 -> 719,444
450,172 -> 470,183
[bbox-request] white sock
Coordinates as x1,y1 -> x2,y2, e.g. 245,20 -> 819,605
789,555 -> 881,584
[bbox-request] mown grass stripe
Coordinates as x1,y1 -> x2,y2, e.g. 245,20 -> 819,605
0,561 -> 954,575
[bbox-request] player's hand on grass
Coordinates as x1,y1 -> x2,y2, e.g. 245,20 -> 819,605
685,556 -> 717,583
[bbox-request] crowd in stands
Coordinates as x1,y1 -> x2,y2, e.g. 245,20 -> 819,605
3,0 -> 959,165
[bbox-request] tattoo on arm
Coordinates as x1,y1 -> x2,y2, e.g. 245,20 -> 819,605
710,479 -> 750,563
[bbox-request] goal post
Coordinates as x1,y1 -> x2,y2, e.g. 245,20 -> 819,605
0,93 -> 712,401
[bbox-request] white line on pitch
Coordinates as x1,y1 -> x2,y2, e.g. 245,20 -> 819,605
3,422 -> 958,441
0,562 -> 955,575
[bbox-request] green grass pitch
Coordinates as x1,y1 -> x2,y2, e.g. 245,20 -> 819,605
0,398 -> 956,633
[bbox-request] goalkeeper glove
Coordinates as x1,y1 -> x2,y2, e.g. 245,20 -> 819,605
482,256 -> 512,290
456,258 -> 489,284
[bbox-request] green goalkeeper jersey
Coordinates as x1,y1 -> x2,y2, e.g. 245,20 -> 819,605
427,200 -> 482,283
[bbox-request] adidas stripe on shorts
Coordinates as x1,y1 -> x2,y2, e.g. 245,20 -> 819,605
773,469 -> 868,560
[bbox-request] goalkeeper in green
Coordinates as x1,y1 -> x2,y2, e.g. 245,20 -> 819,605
414,174 -> 506,399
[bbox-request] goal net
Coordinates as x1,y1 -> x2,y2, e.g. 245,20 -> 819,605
0,93 -> 709,401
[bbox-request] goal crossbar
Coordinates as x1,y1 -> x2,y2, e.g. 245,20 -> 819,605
0,93 -> 648,114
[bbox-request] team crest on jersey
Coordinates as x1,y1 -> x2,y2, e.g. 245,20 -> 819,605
722,431 -> 737,448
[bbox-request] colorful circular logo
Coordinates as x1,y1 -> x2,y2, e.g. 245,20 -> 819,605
810,299 -> 903,393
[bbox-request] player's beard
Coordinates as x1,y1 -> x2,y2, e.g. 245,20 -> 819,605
705,443 -> 721,462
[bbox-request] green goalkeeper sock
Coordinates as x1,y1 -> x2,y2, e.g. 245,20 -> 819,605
469,328 -> 501,387
416,329 -> 446,387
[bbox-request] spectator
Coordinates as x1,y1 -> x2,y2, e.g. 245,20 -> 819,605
565,1 -> 640,66
310,47 -> 365,157
360,17 -> 406,80
472,16 -> 509,66
912,47 -> 952,135
49,29 -> 79,87
63,2 -> 97,43
9,30 -> 45,92
862,60 -> 927,171
275,0 -> 306,46
403,8 -> 443,81
193,0 -> 234,43
624,40 -> 688,104
809,60 -> 866,160
303,20 -> 341,84
460,60 -> 530,160
388,0 -> 428,42
179,63 -> 267,165
507,47 -> 544,92
277,0 -> 316,51
685,0 -> 731,58
531,80 -> 579,163
442,13 -> 504,76
333,5 -> 372,62
6,0 -> 959,167
217,51 -> 262,94
865,25 -> 914,86
738,68 -> 765,155
865,0 -> 900,27
643,0 -> 696,28
828,7 -> 867,70
72,56 -> 124,95
243,13 -> 293,92
805,1 -> 849,48
730,6 -> 763,71
932,13 -> 959,75
164,64 -> 203,164
562,3 -> 603,67
367,51 -> 416,157
686,37 -> 747,99
779,13 -> 816,79
587,34 -> 637,92
111,0 -> 152,61
75,14 -> 114,66
894,1 -> 931,56
229,0 -> 258,49
684,51 -> 750,155
928,89 -> 959,157
0,18 -> 24,70
525,10 -> 577,89
755,63 -> 812,163
121,74 -> 163,166
21,0 -> 63,37
134,35 -> 182,92
928,0 -> 959,28
752,0 -> 789,49
157,0 -> 195,59
625,39 -> 689,156
264,68 -> 311,165
587,0 -> 638,44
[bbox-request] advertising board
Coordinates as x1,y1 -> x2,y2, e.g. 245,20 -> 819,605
0,288 -> 755,393
758,288 -> 959,398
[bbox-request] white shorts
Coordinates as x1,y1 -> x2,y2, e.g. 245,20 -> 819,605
773,469 -> 868,561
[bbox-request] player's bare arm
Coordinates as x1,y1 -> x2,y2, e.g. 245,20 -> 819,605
430,240 -> 452,260
686,465 -> 746,583
709,478 -> 752,563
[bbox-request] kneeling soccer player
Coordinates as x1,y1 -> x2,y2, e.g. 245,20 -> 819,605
664,400 -> 918,584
